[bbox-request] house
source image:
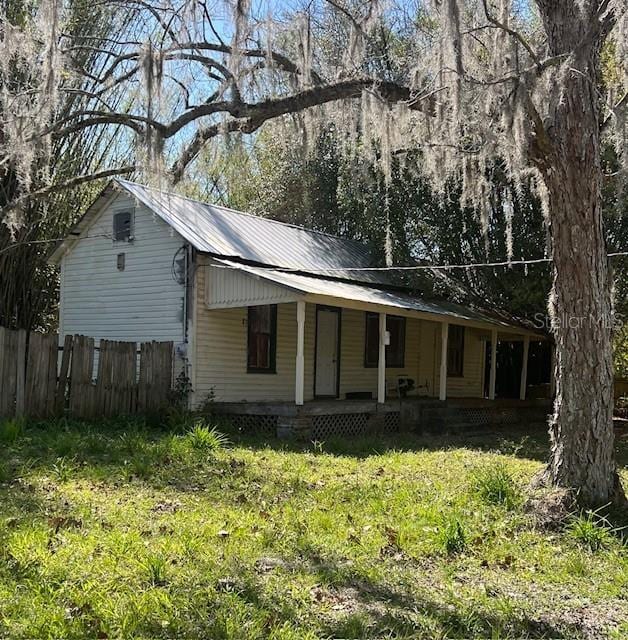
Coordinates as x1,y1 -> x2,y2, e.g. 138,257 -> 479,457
49,179 -> 550,438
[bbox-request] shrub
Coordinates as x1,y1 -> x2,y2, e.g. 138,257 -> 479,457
0,417 -> 25,445
470,462 -> 521,509
186,422 -> 229,452
438,514 -> 467,555
567,510 -> 616,552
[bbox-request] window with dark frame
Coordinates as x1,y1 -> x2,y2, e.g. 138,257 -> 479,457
247,305 -> 277,373
113,211 -> 133,242
364,313 -> 406,368
447,324 -> 465,377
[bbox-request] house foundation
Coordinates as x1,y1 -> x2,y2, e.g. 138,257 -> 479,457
210,398 -> 551,440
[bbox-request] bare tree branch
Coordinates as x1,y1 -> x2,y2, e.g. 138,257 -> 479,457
170,78 -> 413,182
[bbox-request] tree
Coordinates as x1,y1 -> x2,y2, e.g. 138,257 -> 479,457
203,122 -> 551,317
0,0 -> 626,506
0,0 -> 136,329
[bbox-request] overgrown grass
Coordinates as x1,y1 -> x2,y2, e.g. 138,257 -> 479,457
567,508 -> 624,552
0,419 -> 626,639
470,461 -> 522,509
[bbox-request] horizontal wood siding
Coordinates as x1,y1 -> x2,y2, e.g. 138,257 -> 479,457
194,265 -> 315,403
194,261 -> 486,403
60,192 -> 185,345
338,309 -> 421,399
433,324 -> 486,398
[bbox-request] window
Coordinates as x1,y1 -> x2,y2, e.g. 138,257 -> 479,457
447,325 -> 465,377
247,305 -> 277,373
116,253 -> 125,271
364,313 -> 406,368
113,211 -> 133,242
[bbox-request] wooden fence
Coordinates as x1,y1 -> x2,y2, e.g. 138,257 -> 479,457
0,328 -> 173,419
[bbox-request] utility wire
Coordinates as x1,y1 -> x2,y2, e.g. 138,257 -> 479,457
2,234 -> 628,270
274,251 -> 628,272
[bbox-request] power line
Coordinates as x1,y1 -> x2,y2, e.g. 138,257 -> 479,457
276,251 -> 628,273
2,233 -> 628,271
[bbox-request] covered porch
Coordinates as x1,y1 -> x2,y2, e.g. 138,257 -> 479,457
195,259 -> 550,437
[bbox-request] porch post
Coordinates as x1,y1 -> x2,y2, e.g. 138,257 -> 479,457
295,300 -> 305,406
489,329 -> 498,400
439,322 -> 448,401
520,335 -> 530,400
378,312 -> 386,404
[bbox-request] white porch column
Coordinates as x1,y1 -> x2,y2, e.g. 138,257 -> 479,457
439,322 -> 448,401
519,335 -> 530,400
489,329 -> 498,400
378,312 -> 386,404
295,300 -> 305,406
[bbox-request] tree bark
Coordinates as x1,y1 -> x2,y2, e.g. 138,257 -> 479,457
535,2 -> 625,506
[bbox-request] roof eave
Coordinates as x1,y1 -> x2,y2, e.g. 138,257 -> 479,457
48,180 -> 120,265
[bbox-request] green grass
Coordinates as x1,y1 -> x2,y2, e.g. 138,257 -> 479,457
0,418 -> 626,639
470,461 -> 522,509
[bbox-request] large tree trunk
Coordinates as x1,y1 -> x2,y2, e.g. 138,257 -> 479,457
535,2 -> 624,506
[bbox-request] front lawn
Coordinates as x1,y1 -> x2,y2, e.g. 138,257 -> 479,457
0,419 -> 626,639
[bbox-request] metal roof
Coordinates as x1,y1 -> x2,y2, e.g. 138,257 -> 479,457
214,259 -> 542,334
117,180 -> 377,272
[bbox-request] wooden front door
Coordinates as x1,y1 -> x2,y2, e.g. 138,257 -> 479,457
315,307 -> 340,397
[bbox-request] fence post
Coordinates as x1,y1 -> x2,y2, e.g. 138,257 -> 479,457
57,335 -> 73,415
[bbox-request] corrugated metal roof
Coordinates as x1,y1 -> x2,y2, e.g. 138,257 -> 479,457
214,259 -> 541,334
117,179 -> 377,272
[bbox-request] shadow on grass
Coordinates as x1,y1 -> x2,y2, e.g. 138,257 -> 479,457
219,422 -> 553,462
1,418 -> 626,497
298,546 -> 599,639
221,546 -> 592,639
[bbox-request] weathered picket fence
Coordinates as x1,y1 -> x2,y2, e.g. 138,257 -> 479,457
0,327 -> 173,419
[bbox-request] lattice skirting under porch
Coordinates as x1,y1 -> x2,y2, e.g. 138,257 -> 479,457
215,410 -> 402,440
454,407 -> 522,427
219,413 -> 278,436
311,412 -> 369,439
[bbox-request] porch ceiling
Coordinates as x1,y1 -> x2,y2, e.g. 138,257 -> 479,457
207,259 -> 545,337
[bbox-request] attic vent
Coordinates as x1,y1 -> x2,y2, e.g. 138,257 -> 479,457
113,211 -> 133,242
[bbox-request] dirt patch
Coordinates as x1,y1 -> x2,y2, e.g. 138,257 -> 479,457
525,486 -> 576,530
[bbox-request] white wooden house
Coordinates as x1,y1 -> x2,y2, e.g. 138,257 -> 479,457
50,180 -> 549,437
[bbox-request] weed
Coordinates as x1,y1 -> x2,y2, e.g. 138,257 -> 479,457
0,417 -> 25,444
186,422 -> 228,452
51,456 -> 76,482
125,456 -> 153,480
470,462 -> 521,509
119,430 -> 146,456
311,440 -> 325,454
438,514 -> 467,554
567,508 -> 617,552
169,370 -> 194,410
0,462 -> 10,483
143,554 -> 167,586
162,405 -> 195,432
